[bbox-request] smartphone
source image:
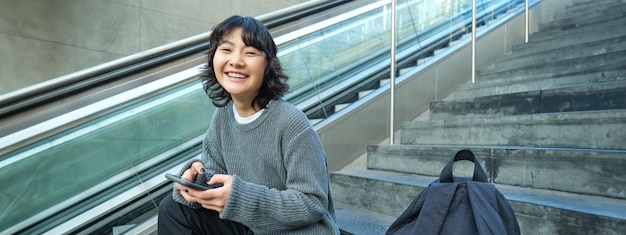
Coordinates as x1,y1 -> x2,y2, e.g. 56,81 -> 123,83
165,173 -> 222,191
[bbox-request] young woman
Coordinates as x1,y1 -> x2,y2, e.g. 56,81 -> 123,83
158,15 -> 340,235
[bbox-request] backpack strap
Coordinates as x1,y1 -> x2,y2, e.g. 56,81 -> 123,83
439,150 -> 488,183
466,181 -> 509,235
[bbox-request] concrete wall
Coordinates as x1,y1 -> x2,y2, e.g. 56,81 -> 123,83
0,0 -> 308,95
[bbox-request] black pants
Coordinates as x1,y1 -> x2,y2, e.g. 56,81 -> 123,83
158,194 -> 252,235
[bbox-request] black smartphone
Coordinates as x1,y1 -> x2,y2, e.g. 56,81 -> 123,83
165,173 -> 222,191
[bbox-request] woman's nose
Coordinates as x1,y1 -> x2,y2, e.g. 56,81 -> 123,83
228,53 -> 244,67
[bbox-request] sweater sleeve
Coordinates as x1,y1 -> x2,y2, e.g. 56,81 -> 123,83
220,118 -> 331,231
201,109 -> 228,175
172,110 -> 227,208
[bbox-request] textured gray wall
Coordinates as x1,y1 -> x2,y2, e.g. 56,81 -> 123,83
0,0 -> 307,95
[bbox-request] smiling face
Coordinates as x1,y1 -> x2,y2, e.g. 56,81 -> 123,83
213,27 -> 267,107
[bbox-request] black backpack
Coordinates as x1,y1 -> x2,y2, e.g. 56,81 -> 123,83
386,150 -> 520,235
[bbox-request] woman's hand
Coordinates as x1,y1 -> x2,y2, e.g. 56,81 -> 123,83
183,174 -> 233,213
176,161 -> 206,202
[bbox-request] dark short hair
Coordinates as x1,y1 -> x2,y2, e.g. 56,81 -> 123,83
200,15 -> 289,108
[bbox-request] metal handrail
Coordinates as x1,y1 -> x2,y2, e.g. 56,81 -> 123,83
390,0 -> 397,145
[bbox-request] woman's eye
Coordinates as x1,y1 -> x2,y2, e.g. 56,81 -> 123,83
245,51 -> 261,56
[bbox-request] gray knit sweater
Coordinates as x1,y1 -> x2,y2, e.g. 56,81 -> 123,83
172,99 -> 340,234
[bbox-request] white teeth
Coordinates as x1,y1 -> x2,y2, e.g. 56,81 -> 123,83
227,72 -> 246,79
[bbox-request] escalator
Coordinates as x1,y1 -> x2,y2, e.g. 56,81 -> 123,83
0,0 -> 529,234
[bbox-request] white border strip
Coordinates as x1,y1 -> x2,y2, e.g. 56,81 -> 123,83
273,0 -> 389,45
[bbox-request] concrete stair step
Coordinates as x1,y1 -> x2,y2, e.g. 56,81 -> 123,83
511,23 -> 626,54
558,0 -> 626,17
331,169 -> 435,218
565,0 -> 624,9
476,50 -> 626,81
366,145 -> 626,199
534,13 -> 626,42
541,1 -> 626,31
454,69 -> 626,98
335,202 -> 395,235
559,0 -> 624,15
431,79 -> 626,119
485,39 -> 626,74
330,169 -> 626,235
400,109 -> 626,150
493,35 -> 626,67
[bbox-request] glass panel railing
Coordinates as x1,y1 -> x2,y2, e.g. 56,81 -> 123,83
278,0 -> 517,115
0,79 -> 213,232
0,0 -> 529,232
280,7 -> 387,93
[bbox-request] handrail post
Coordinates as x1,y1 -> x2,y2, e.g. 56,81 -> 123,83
471,0 -> 476,83
525,0 -> 529,43
390,0 -> 397,145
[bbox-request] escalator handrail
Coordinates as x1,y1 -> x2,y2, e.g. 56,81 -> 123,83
0,0 -> 349,118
